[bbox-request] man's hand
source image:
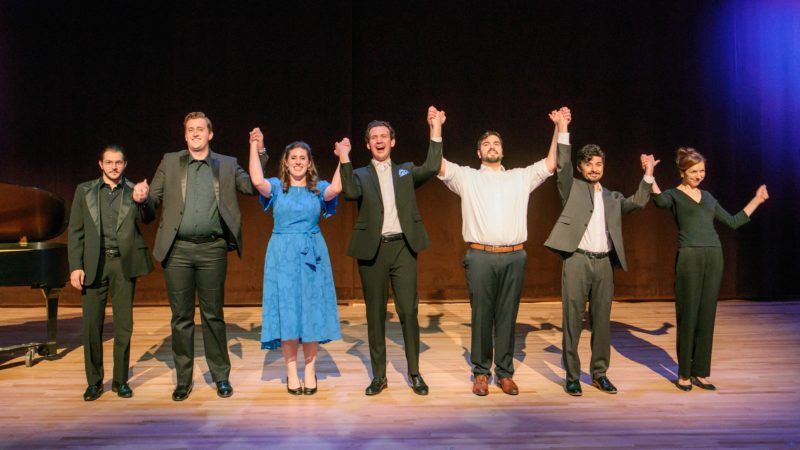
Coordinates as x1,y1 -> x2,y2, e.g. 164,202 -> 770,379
428,106 -> 446,139
249,127 -> 265,153
133,179 -> 149,203
70,269 -> 85,290
549,107 -> 571,132
640,154 -> 660,176
334,137 -> 351,158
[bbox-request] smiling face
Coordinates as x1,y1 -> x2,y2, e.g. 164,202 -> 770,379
184,117 -> 213,154
366,125 -> 395,162
477,134 -> 504,164
284,146 -> 310,181
98,148 -> 126,185
681,161 -> 706,188
578,156 -> 604,184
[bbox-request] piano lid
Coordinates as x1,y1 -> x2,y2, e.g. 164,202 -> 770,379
0,183 -> 68,242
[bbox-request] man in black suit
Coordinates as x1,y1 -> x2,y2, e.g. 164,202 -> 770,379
135,112 -> 267,401
68,145 -> 155,401
338,107 -> 444,396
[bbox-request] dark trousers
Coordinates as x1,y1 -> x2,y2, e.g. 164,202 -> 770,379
82,254 -> 135,386
464,248 -> 526,379
163,239 -> 231,385
358,238 -> 420,379
561,252 -> 614,383
675,246 -> 723,378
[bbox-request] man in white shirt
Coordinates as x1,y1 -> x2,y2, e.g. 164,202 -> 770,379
437,107 -> 569,396
544,113 -> 656,396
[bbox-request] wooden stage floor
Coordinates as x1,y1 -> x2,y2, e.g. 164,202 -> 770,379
1,301 -> 799,449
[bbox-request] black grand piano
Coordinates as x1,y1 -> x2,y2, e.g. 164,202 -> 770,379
0,182 -> 69,366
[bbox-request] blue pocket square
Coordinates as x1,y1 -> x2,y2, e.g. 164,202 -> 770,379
398,169 -> 409,177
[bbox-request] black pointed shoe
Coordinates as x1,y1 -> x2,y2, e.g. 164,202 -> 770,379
286,378 -> 303,396
409,374 -> 429,396
365,377 -> 388,396
172,383 -> 193,401
303,376 -> 318,396
565,380 -> 582,396
592,376 -> 618,394
111,381 -> 133,398
691,377 -> 717,391
675,380 -> 693,391
83,382 -> 104,401
216,380 -> 233,398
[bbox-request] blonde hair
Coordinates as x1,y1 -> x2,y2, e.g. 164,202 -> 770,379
183,112 -> 212,132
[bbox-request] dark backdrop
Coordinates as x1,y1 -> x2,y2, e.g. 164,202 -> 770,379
1,0 -> 797,306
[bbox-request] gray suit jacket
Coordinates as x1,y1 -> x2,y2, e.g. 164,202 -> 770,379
68,177 -> 155,284
148,149 -> 268,262
341,140 -> 442,261
544,143 -> 651,271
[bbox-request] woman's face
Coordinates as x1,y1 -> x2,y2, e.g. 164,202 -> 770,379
285,147 -> 310,179
681,161 -> 706,188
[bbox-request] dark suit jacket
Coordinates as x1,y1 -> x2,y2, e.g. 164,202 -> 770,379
544,143 -> 651,271
68,177 -> 155,285
148,149 -> 268,262
341,140 -> 443,260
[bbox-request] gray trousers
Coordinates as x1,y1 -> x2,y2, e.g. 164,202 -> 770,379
464,248 -> 527,379
561,252 -> 614,383
163,239 -> 231,385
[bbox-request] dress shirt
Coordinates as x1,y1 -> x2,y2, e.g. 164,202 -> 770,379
578,186 -> 611,252
177,156 -> 223,238
99,181 -> 123,250
371,158 -> 403,235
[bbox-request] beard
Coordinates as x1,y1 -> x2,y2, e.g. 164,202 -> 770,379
481,154 -> 502,164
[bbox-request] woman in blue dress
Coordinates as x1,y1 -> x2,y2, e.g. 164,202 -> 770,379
248,128 -> 346,395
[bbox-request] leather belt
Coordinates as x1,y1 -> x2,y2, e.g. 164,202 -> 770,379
381,233 -> 405,243
576,248 -> 609,259
178,235 -> 221,244
468,243 -> 524,253
104,248 -> 120,257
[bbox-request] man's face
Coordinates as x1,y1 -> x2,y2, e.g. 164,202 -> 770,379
98,149 -> 126,183
578,156 -> 604,183
366,125 -> 395,162
681,161 -> 705,188
184,118 -> 213,153
477,135 -> 504,164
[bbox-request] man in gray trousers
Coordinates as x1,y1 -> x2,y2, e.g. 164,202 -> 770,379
544,112 -> 655,396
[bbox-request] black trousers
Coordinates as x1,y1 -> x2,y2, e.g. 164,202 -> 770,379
561,252 -> 614,383
163,239 -> 231,386
82,254 -> 135,386
675,246 -> 723,378
357,238 -> 420,380
464,248 -> 527,379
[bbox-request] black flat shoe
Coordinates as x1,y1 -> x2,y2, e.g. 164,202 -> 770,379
111,381 -> 133,398
303,375 -> 318,396
172,383 -> 193,401
675,380 -> 693,391
409,374 -> 429,396
592,376 -> 618,394
365,377 -> 388,396
565,380 -> 582,396
692,377 -> 717,391
286,378 -> 303,396
216,380 -> 233,398
83,382 -> 104,401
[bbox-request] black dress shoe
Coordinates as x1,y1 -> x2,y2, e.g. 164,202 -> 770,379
675,380 -> 693,391
303,375 -> 318,396
365,377 -> 388,396
172,383 -> 193,401
565,380 -> 582,396
83,382 -> 104,401
286,377 -> 303,396
216,380 -> 233,398
409,374 -> 428,396
112,381 -> 133,398
691,377 -> 717,391
592,376 -> 618,394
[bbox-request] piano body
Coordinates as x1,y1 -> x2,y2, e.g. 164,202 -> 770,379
0,182 -> 69,366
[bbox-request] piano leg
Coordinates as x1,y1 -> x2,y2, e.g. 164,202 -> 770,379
39,287 -> 60,358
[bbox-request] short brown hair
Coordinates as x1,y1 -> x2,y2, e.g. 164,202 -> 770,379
364,120 -> 395,142
184,111 -> 213,132
477,131 -> 502,149
675,147 -> 706,171
577,144 -> 605,163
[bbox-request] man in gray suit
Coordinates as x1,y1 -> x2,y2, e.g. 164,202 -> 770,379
69,145 -> 155,401
135,112 -> 267,401
544,112 -> 655,396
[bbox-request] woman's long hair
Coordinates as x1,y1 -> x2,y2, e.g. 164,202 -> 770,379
279,141 -> 320,194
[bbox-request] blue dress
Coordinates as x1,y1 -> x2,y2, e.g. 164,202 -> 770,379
259,177 -> 341,349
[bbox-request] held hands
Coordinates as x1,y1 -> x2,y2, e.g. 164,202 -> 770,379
249,127 -> 265,153
640,154 -> 660,176
69,269 -> 85,290
334,137 -> 351,158
132,179 -> 149,203
427,106 -> 446,139
548,107 -> 571,132
755,184 -> 769,203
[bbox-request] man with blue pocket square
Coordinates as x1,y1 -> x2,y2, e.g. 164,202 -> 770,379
339,107 -> 444,396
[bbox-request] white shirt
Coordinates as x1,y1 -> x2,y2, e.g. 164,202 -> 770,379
578,187 -> 611,252
438,157 -> 553,246
371,158 -> 403,235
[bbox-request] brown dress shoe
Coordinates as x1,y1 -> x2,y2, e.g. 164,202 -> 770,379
472,374 -> 489,396
497,377 -> 519,395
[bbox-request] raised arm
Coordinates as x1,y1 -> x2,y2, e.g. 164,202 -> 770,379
546,106 -> 570,173
743,184 -> 769,217
324,138 -> 348,201
641,154 -> 662,195
248,127 -> 271,198
412,105 -> 446,186
338,133 -> 361,200
621,153 -> 657,214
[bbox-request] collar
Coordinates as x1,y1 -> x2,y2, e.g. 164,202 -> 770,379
100,176 -> 126,191
371,159 -> 392,169
479,164 -> 505,172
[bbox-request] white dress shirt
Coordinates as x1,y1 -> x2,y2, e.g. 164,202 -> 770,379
578,187 -> 611,252
371,159 -> 403,235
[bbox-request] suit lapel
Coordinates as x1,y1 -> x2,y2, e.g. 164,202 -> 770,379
602,187 -> 613,223
391,162 -> 400,196
180,152 -> 190,201
86,178 -> 102,237
367,164 -> 383,204
210,150 -> 221,204
117,179 -> 133,231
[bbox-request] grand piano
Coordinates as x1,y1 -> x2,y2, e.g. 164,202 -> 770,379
0,182 -> 69,366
